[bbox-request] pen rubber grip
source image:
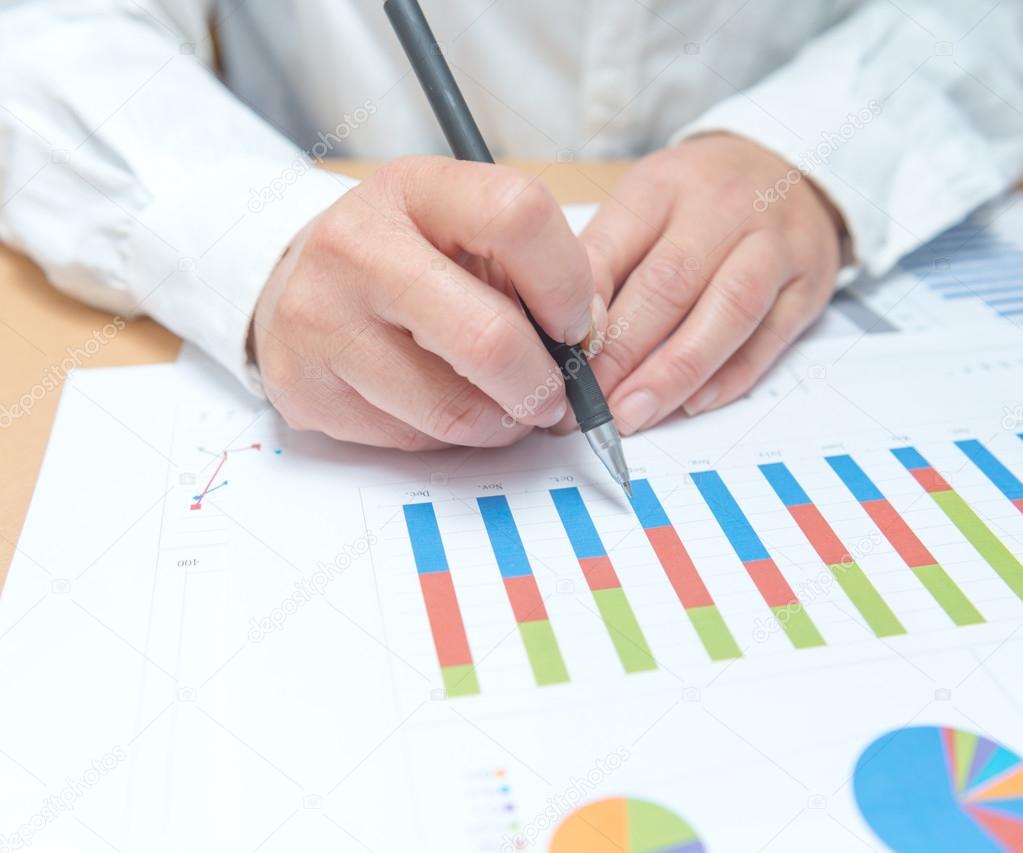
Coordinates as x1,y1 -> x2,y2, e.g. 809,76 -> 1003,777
526,308 -> 612,433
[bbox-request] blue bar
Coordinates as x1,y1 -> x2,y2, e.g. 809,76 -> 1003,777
956,440 -> 1023,500
943,285 -> 1023,299
759,462 -> 811,507
690,471 -> 770,563
826,455 -> 884,502
477,495 -> 533,578
891,447 -> 930,470
550,488 -> 606,559
628,478 -> 672,529
402,503 -> 449,574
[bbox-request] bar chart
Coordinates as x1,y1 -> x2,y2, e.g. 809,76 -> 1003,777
897,210 -> 1023,321
387,434 -> 1023,698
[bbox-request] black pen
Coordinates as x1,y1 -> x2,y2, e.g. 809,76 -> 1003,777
383,0 -> 632,497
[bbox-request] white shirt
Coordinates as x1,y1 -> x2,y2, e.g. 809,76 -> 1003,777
1,0 -> 1021,390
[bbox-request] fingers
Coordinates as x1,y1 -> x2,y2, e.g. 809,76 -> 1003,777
608,231 -> 790,434
335,323 -> 535,448
403,158 -> 597,345
266,368 -> 450,452
684,275 -> 832,415
579,175 -> 673,306
372,253 -> 568,430
587,234 -> 707,397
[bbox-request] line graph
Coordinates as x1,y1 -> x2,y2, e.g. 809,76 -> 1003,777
190,442 -> 263,510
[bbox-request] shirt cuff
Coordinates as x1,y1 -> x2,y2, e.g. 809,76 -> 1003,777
669,5 -> 1010,281
120,160 -> 354,394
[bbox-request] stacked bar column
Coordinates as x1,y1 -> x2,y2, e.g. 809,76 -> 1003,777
477,496 -> 570,686
690,471 -> 826,648
402,503 -> 480,697
550,487 -> 656,673
628,479 -> 741,660
892,447 -> 1023,602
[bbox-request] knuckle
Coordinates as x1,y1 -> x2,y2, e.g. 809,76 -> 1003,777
305,214 -> 376,278
465,311 -> 520,378
372,154 -> 421,196
422,383 -> 488,444
720,178 -> 752,211
639,252 -> 699,313
387,422 -> 435,452
305,211 -> 349,258
661,346 -> 705,390
717,270 -> 767,323
482,170 -> 552,236
597,335 -> 637,381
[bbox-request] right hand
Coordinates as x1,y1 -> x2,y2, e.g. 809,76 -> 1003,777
252,156 -> 603,450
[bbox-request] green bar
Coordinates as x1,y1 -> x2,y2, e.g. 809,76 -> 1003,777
687,605 -> 742,660
441,664 -> 480,697
828,561 -> 906,637
930,489 -> 1023,601
518,619 -> 569,685
770,604 -> 826,648
911,563 -> 985,625
592,587 -> 656,673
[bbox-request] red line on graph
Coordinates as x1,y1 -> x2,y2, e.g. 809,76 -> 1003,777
190,443 -> 261,510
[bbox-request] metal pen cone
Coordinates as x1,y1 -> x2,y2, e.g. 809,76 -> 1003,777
584,421 -> 631,497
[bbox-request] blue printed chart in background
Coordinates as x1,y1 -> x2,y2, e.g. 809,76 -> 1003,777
898,216 -> 1023,320
854,726 -> 1023,852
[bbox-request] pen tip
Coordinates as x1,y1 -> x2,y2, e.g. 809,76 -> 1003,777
622,479 -> 633,499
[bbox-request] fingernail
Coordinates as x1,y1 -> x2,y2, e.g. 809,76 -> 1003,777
581,294 -> 608,355
536,399 -> 568,428
683,382 -> 720,416
565,293 -> 602,345
614,389 -> 658,435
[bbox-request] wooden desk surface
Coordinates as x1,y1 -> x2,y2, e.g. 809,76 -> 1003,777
0,159 -> 630,585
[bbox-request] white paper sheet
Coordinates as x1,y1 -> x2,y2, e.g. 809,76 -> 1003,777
5,326 -> 1023,852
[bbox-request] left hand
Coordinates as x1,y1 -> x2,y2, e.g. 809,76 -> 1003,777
571,132 -> 844,435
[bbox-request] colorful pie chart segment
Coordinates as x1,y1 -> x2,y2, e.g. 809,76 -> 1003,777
549,797 -> 705,853
854,726 -> 1023,852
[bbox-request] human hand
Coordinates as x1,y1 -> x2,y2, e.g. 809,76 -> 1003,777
252,156 -> 603,450
575,133 -> 843,435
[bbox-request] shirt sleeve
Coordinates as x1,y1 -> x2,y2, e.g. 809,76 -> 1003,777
672,0 -> 1023,279
0,0 -> 353,393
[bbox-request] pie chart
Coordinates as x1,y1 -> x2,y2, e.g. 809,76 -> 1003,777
854,726 -> 1023,852
549,797 -> 705,853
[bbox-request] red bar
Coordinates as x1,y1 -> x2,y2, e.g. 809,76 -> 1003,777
788,504 -> 850,566
644,525 -> 714,609
503,575 -> 548,623
744,558 -> 799,607
861,499 -> 936,567
909,467 -> 952,494
1014,498 -> 1023,514
419,572 -> 473,667
579,556 -> 620,591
